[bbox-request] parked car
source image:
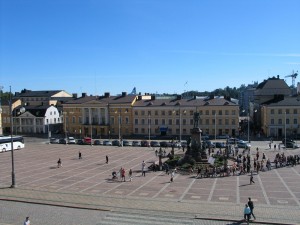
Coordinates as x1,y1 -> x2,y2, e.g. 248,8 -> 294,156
228,138 -> 239,145
282,138 -> 295,144
132,141 -> 141,147
50,138 -> 59,144
83,137 -> 92,145
216,135 -> 230,139
103,140 -> 112,146
150,141 -> 160,147
122,140 -> 132,146
59,138 -> 67,144
285,142 -> 298,149
202,140 -> 215,148
181,141 -> 188,148
77,139 -> 84,145
141,140 -> 150,147
237,140 -> 251,149
94,140 -> 103,145
112,140 -> 121,146
214,142 -> 226,148
68,137 -> 76,144
160,141 -> 171,148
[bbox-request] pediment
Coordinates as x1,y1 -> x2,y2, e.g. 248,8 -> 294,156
19,111 -> 35,118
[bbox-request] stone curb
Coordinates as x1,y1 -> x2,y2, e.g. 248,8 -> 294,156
0,198 -> 295,225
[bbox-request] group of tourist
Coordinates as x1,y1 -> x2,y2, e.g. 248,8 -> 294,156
112,167 -> 133,182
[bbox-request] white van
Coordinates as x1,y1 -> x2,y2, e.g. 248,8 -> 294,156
0,141 -> 25,152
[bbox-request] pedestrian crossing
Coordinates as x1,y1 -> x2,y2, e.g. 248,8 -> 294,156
98,212 -> 193,225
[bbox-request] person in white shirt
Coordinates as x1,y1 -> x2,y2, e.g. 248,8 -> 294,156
24,216 -> 30,225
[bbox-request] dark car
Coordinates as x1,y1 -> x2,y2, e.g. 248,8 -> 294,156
59,138 -> 67,144
160,141 -> 172,148
77,139 -> 84,145
214,142 -> 226,148
150,141 -> 160,147
94,140 -> 102,145
112,140 -> 121,146
181,141 -> 188,148
285,142 -> 298,149
282,138 -> 295,144
141,140 -> 150,147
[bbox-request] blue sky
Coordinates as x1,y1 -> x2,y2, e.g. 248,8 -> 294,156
1,0 -> 300,96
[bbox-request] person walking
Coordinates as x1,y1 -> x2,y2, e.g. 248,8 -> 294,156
24,216 -> 30,225
78,151 -> 82,159
106,155 -> 109,164
121,167 -> 126,182
129,168 -> 133,181
250,171 -> 255,184
243,204 -> 251,222
142,161 -> 146,177
57,158 -> 62,168
248,197 -> 256,220
170,170 -> 175,182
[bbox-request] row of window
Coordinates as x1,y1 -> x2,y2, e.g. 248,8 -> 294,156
134,109 -> 237,116
133,118 -> 237,126
270,118 -> 298,125
270,109 -> 298,114
21,97 -> 49,102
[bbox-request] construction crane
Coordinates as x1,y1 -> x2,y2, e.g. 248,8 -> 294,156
285,70 -> 298,87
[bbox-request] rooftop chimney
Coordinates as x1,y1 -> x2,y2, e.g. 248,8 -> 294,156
104,92 -> 110,98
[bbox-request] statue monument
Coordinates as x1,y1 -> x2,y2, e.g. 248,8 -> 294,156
180,111 -> 208,165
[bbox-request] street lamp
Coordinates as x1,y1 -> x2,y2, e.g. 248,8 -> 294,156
242,109 -> 250,143
0,85 -> 3,136
63,112 -> 67,144
179,109 -> 186,144
247,111 -> 250,143
284,110 -> 287,148
115,109 -> 121,146
214,113 -> 217,140
9,86 -> 16,188
148,112 -> 151,142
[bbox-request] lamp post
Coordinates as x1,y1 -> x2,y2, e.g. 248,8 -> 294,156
179,109 -> 186,144
115,109 -> 121,146
63,112 -> 67,144
148,112 -> 151,142
214,113 -> 217,140
242,109 -> 250,143
9,86 -> 16,188
0,86 -> 3,136
284,110 -> 287,148
247,111 -> 250,143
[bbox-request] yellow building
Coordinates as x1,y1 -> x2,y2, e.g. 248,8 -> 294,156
62,92 -> 136,139
261,96 -> 300,138
132,95 -> 239,141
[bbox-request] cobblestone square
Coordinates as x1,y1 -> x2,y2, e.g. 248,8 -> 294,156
0,138 -> 299,224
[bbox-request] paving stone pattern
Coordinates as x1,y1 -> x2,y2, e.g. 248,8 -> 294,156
0,138 -> 299,224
